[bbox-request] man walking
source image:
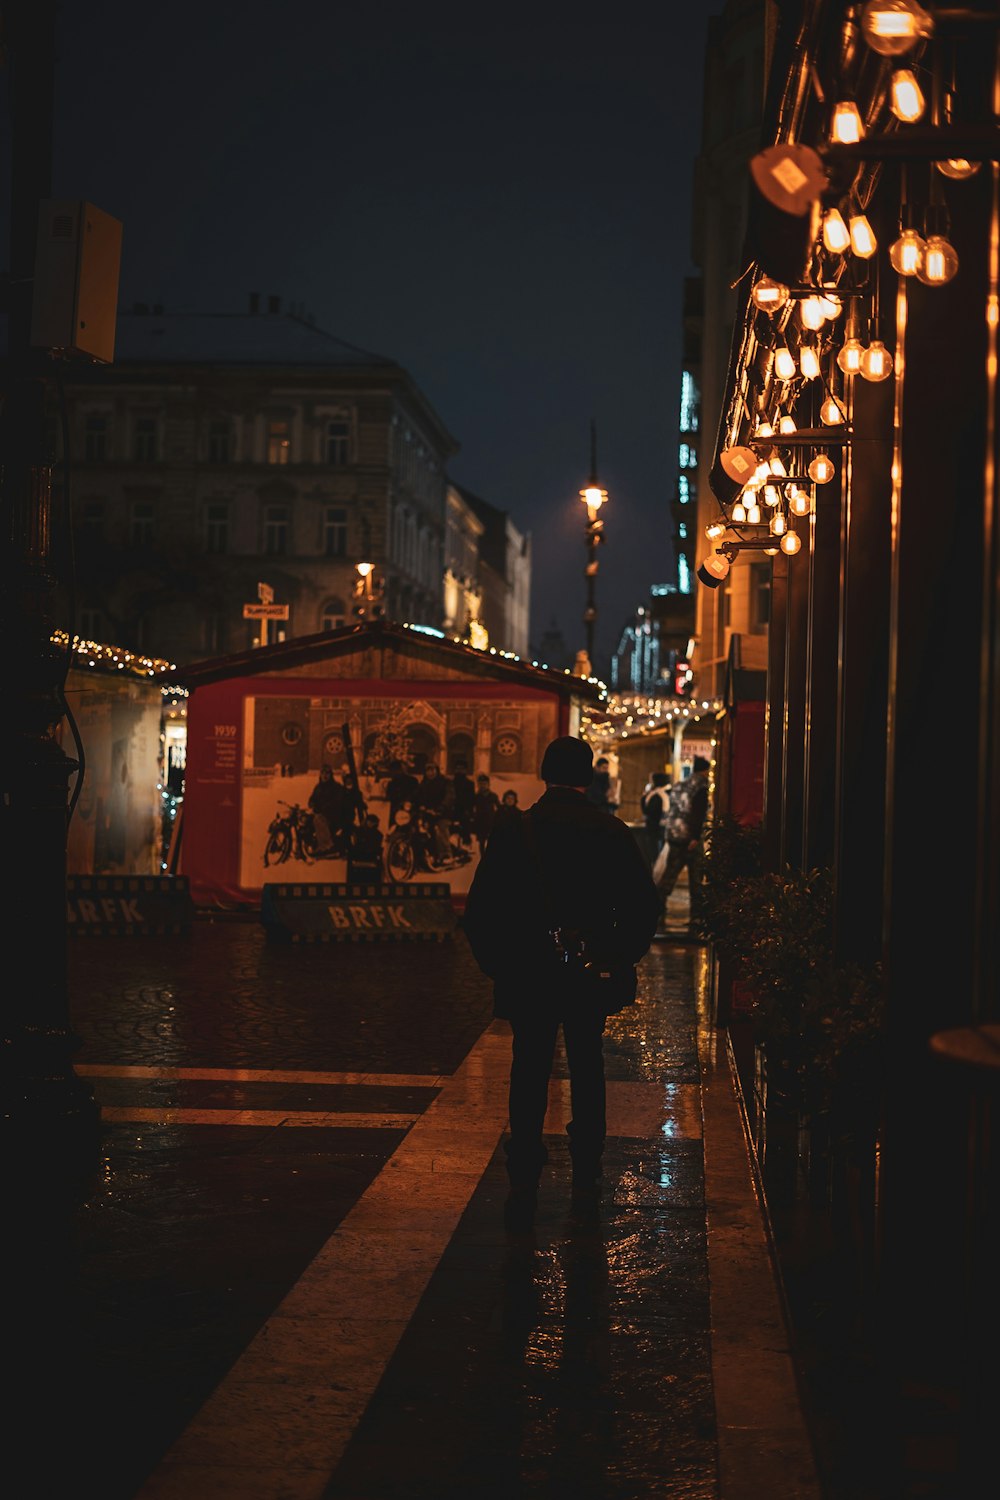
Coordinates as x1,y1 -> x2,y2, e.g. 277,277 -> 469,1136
462,735 -> 659,1231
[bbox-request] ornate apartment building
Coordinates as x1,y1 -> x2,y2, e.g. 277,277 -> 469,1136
54,297 -> 462,665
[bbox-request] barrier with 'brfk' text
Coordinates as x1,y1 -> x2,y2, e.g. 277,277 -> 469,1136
260,882 -> 457,942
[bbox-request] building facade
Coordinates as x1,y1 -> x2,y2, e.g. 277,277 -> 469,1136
54,298 -> 460,665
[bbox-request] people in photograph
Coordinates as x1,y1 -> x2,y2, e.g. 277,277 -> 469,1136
501,789 -> 519,809
308,765 -> 346,854
386,758 -> 420,825
462,734 -> 659,1232
415,761 -> 454,862
472,773 -> 501,852
348,812 -> 384,882
451,760 -> 475,849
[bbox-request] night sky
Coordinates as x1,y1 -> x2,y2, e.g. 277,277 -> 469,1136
13,1 -> 715,670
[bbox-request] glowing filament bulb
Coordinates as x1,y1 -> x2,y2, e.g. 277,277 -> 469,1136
752,276 -> 790,313
800,296 -> 827,330
936,158 -> 980,181
820,393 -> 846,425
755,420 -> 774,437
731,500 -> 747,523
768,454 -> 787,477
774,346 -> 797,380
745,502 -> 762,525
763,484 -> 781,507
752,463 -> 771,486
800,345 -> 821,380
831,101 -> 863,144
860,340 -> 894,381
889,227 -> 926,276
890,68 -> 924,122
917,236 -> 959,285
781,530 -> 802,555
770,511 -> 787,535
861,1 -> 934,57
778,414 -> 797,434
850,214 -> 878,258
809,452 -> 835,484
837,337 -> 864,375
819,294 -> 843,320
789,488 -> 812,516
822,209 -> 851,253
706,521 -> 727,539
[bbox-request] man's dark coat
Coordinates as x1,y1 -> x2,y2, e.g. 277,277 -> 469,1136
462,786 -> 659,1019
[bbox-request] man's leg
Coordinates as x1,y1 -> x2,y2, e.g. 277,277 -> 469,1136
506,1011 -> 559,1188
562,1008 -> 608,1190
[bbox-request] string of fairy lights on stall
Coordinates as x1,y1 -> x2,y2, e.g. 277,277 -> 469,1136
697,0 -> 996,590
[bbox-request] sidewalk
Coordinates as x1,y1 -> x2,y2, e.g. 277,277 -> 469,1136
15,910 -> 823,1500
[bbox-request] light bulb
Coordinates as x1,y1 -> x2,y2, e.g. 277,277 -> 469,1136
860,340 -> 894,381
770,511 -> 787,536
781,530 -> 802,555
917,235 -> 959,285
837,337 -> 864,375
746,502 -> 762,525
763,484 -> 781,506
890,68 -> 924,122
831,101 -> 863,144
731,500 -> 747,523
697,553 -> 731,587
768,454 -> 787,477
774,346 -> 797,380
800,296 -> 827,330
706,521 -> 727,539
800,345 -> 821,380
764,545 -> 780,555
935,158 -> 981,181
789,488 -> 812,516
755,420 -> 774,437
861,1 -> 934,57
820,393 -> 847,425
752,276 -> 790,313
850,214 -> 878,258
818,294 -> 843,320
822,209 -> 851,253
808,452 -> 836,484
889,227 -> 926,276
778,414 -> 797,434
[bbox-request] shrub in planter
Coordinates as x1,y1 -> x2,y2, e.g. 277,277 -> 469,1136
697,818 -> 885,1141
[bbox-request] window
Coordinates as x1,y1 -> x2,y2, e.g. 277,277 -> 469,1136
132,416 -> 158,462
208,421 -> 231,463
267,419 -> 291,465
264,503 -> 289,555
84,413 -> 109,461
750,561 -> 772,632
204,501 -> 229,554
79,498 -> 105,539
130,501 -> 154,548
323,506 -> 347,558
321,596 -> 347,631
325,417 -> 350,465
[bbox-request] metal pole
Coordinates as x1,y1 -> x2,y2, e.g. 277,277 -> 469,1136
1,0 -> 101,1192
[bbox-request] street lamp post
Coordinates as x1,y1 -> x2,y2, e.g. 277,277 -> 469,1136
579,420 -> 608,672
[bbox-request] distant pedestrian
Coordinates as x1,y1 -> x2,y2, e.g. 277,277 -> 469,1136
652,756 -> 711,929
585,756 -> 620,815
462,734 -> 659,1232
641,771 -> 671,860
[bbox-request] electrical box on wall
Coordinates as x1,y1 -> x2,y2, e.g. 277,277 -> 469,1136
29,200 -> 123,364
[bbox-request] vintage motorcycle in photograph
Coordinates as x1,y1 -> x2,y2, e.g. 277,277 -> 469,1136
383,801 -> 473,881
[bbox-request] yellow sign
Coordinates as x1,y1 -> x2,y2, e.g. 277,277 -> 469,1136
243,603 -> 289,619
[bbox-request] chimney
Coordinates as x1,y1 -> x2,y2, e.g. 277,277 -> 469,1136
249,292 -> 259,314
268,294 -> 281,314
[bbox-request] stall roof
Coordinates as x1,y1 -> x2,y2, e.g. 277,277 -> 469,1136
177,619 -> 609,702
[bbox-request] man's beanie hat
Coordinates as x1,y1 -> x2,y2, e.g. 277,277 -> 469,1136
539,735 -> 594,787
